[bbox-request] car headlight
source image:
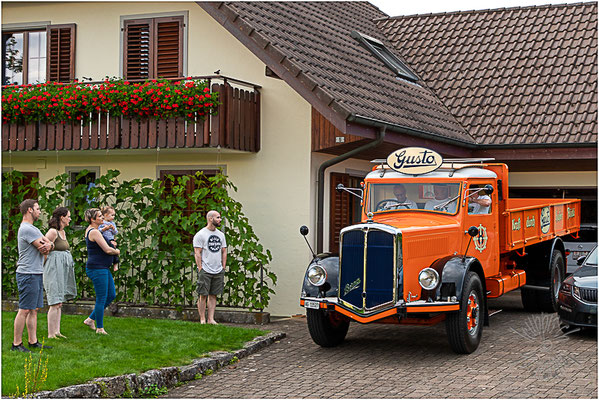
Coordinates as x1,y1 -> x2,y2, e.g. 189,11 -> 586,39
561,282 -> 572,293
418,268 -> 439,290
572,286 -> 581,300
307,264 -> 327,286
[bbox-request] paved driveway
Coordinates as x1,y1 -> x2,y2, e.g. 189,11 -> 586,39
166,291 -> 597,398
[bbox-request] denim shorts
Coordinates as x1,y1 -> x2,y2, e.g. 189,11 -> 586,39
197,269 -> 225,296
16,273 -> 44,310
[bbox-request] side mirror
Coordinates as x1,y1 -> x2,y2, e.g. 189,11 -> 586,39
577,255 -> 586,266
484,184 -> 494,194
300,225 -> 309,236
467,226 -> 479,237
336,184 -> 345,193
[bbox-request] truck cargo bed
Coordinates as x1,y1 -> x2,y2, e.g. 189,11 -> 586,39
501,198 -> 581,253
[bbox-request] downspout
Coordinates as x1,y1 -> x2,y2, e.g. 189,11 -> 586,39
316,126 -> 386,253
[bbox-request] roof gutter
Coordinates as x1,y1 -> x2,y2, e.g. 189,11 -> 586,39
316,126 -> 386,253
349,114 -> 597,150
348,114 -> 478,149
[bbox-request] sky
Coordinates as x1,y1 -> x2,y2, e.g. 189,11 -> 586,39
369,0 -> 586,16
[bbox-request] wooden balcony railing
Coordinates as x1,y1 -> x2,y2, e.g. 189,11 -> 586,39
1,76 -> 261,153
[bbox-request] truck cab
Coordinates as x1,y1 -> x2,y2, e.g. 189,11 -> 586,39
300,147 -> 581,354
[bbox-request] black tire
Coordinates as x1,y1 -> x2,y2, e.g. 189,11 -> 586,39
521,287 -> 541,312
537,250 -> 565,313
446,272 -> 484,354
306,308 -> 350,347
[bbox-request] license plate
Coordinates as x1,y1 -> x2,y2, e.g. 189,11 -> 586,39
304,300 -> 320,309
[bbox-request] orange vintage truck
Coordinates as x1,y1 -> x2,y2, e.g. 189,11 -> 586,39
299,147 -> 581,353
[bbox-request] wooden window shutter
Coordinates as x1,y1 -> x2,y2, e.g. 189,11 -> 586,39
46,24 -> 76,83
329,173 -> 352,254
124,18 -> 153,80
153,16 -> 183,78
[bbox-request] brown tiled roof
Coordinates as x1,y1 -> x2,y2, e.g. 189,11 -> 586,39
199,1 -> 476,145
376,2 -> 598,146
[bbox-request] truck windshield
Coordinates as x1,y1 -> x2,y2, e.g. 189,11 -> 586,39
368,182 -> 461,214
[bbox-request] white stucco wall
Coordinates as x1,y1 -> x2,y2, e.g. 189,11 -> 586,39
2,2 -> 313,316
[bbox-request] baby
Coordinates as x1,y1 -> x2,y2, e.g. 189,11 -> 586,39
99,206 -> 119,271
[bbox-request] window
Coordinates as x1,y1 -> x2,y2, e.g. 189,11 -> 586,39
123,16 -> 184,80
159,169 -> 217,243
2,24 -> 75,85
467,184 -> 493,215
351,30 -> 418,82
66,167 -> 99,226
1,171 -> 39,240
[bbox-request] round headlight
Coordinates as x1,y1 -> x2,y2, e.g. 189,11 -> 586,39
418,268 -> 439,290
307,265 -> 327,286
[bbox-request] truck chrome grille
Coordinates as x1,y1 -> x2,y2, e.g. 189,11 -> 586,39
339,230 -> 364,310
339,227 -> 398,312
365,230 -> 395,309
579,288 -> 597,303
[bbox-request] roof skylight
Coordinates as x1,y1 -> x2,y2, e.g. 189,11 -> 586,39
351,31 -> 418,82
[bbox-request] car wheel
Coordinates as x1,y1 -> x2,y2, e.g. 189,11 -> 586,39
307,308 -> 350,347
446,271 -> 484,354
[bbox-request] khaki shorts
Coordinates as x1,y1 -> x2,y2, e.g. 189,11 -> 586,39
197,269 -> 225,296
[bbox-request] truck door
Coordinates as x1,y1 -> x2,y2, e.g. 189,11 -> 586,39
462,182 -> 500,277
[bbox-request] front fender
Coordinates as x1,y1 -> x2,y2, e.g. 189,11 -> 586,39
301,253 -> 339,298
425,256 -> 484,301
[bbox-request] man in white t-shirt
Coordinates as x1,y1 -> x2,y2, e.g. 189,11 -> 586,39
425,185 -> 457,213
469,191 -> 492,214
193,210 -> 227,325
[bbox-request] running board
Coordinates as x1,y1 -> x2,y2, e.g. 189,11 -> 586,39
522,285 -> 550,291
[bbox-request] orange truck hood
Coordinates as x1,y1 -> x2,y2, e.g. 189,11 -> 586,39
372,212 -> 460,234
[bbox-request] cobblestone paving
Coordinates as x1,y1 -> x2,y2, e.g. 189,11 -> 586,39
166,292 -> 597,398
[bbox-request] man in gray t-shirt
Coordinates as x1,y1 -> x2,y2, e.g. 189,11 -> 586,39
193,210 -> 227,325
11,199 -> 53,353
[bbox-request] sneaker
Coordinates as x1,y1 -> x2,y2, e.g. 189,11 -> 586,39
11,343 -> 31,352
28,342 -> 52,349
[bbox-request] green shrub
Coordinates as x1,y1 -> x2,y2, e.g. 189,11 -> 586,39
1,169 -> 275,310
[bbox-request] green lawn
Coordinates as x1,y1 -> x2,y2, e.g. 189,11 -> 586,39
2,311 -> 266,396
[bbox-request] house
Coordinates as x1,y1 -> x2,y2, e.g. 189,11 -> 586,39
2,1 -> 596,316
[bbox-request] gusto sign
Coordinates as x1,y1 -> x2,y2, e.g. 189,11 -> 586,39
387,147 -> 443,175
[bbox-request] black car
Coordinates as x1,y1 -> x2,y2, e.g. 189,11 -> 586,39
558,246 -> 597,332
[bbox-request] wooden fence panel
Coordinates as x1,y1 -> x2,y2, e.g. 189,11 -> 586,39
24,123 -> 35,150
81,121 -> 90,150
167,119 -> 176,147
72,122 -> 81,150
121,118 -> 130,148
99,115 -> 108,149
108,117 -> 118,149
63,123 -> 72,150
47,124 -> 56,150
2,124 -> 9,151
131,120 -> 139,148
140,120 -> 149,148
176,119 -> 185,147
17,125 -> 25,151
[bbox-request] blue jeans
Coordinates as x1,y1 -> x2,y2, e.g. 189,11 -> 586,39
86,268 -> 115,329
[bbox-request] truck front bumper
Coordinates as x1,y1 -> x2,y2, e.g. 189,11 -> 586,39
300,297 -> 460,323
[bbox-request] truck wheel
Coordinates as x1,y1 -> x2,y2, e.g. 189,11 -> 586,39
446,272 -> 484,354
537,250 -> 565,313
307,308 -> 350,347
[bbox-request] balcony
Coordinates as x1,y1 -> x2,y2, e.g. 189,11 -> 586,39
1,76 -> 260,153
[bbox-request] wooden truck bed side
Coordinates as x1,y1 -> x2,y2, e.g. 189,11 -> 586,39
500,198 -> 581,253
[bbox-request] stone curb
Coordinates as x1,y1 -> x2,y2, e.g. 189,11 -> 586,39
2,300 -> 270,325
32,331 -> 286,398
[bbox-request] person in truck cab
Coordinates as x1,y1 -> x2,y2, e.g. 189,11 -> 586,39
468,188 -> 492,214
393,184 -> 417,209
425,184 -> 457,213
